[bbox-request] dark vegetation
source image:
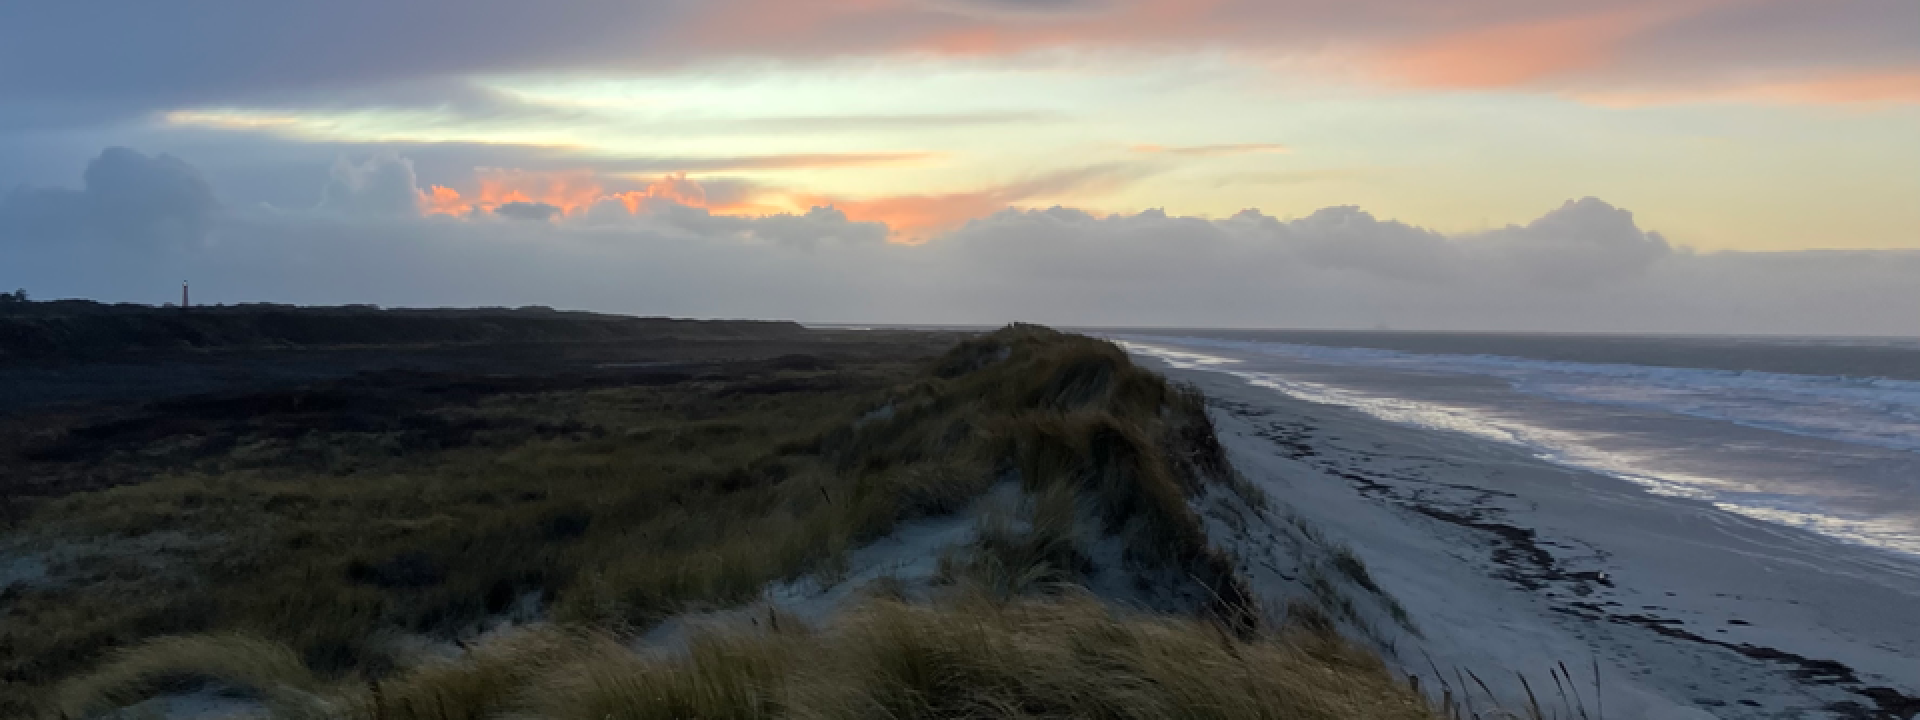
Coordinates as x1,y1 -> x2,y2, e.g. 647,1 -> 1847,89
0,300 -> 802,362
0,315 -> 956,714
0,315 -> 1431,718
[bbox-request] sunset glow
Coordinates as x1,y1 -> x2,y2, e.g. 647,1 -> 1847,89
7,0 -> 1917,254
10,7 -> 1920,719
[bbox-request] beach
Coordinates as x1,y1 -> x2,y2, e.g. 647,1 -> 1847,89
1127,340 -> 1920,719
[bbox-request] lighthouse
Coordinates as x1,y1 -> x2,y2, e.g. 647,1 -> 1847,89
182,281 -> 189,309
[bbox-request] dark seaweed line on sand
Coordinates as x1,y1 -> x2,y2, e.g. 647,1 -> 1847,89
1216,400 -> 1920,720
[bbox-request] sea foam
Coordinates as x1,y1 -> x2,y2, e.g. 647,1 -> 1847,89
1120,337 -> 1920,560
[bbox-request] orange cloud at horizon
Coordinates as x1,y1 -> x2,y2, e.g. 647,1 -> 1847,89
792,190 -> 1012,244
786,166 -> 1126,243
421,169 -> 762,219
613,173 -> 708,213
476,168 -> 605,216
423,185 -> 470,216
417,166 -> 998,241
416,163 -> 1123,243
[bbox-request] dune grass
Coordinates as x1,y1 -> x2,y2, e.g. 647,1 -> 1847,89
60,595 -> 1434,720
775,595 -> 1430,720
2,341 -> 950,714
629,593 -> 1430,720
19,324 -> 1432,719
52,633 -> 325,719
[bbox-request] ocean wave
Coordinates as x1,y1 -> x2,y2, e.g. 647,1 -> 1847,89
1119,339 -> 1920,559
1123,335 -> 1920,454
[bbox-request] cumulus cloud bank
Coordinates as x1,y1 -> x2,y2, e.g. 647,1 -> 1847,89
0,147 -> 220,247
3,148 -> 1915,336
319,153 -> 425,218
494,201 -> 563,222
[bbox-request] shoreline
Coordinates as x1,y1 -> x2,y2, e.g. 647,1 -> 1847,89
1135,352 -> 1920,719
1114,334 -> 1920,561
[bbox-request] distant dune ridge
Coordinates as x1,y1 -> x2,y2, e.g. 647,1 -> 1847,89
0,301 -> 803,360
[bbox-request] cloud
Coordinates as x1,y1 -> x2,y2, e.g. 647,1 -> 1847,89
917,0 -> 1110,19
5,150 -> 1917,336
468,168 -> 606,217
0,147 -> 220,247
7,0 -> 1915,132
1132,143 -> 1290,157
789,164 -> 1137,242
1266,205 -> 1462,284
665,0 -> 1918,104
722,112 -> 1058,131
913,201 -> 1908,334
311,157 -> 891,246
422,185 -> 470,216
319,153 -> 423,217
150,110 -> 948,173
703,205 -> 891,248
1467,197 -> 1671,286
494,201 -> 562,222
942,196 -> 1673,290
1378,6 -> 1672,89
410,162 -> 1045,233
595,153 -> 942,173
0,2 -> 685,128
1571,69 -> 1920,107
422,169 -> 756,221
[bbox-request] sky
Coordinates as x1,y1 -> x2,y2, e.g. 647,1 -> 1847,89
1,0 -> 1917,334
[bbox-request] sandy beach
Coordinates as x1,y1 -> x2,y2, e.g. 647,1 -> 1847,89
1131,348 -> 1920,720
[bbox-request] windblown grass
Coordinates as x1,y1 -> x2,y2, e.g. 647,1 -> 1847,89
1,337 -> 955,714
973,327 -> 1259,628
940,482 -> 1087,600
341,630 -> 593,720
532,627 -> 802,720
61,595 -> 1436,720
18,324 -> 1418,718
52,633 -> 324,719
778,594 -> 1429,720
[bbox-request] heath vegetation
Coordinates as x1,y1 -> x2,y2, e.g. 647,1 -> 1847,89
4,320 -> 1433,719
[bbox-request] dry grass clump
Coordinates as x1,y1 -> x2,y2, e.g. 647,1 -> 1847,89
53,633 -> 325,719
784,595 -> 1431,720
950,326 -> 1258,627
939,483 -> 1088,600
61,596 -> 1433,720
333,628 -> 601,720
531,627 -> 805,720
509,596 -> 1428,720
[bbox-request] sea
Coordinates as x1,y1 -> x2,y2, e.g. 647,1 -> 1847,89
1105,329 -> 1920,562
